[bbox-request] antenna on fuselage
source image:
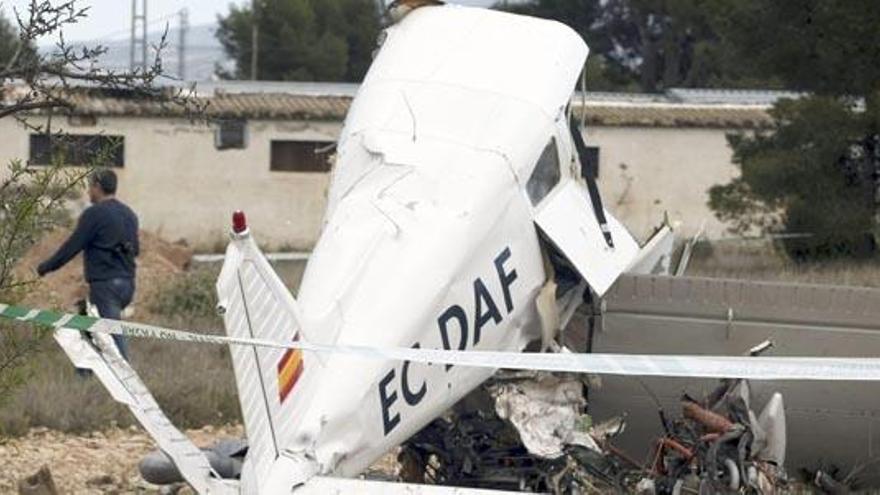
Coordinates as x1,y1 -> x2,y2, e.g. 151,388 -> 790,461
580,65 -> 588,130
570,116 -> 614,249
571,64 -> 613,248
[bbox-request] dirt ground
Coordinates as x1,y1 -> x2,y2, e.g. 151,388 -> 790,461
0,424 -> 401,494
0,424 -> 242,494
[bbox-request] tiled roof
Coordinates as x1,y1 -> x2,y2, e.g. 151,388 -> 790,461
4,83 -> 783,129
59,90 -> 352,121
575,102 -> 774,129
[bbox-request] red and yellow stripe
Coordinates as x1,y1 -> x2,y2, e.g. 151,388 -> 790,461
277,346 -> 304,403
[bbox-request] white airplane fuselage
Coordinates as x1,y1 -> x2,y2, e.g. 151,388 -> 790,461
212,5 -> 639,493
269,3 -> 596,481
291,142 -> 548,476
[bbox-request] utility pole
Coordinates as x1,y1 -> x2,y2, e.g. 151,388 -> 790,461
250,0 -> 259,80
178,8 -> 189,80
130,0 -> 147,71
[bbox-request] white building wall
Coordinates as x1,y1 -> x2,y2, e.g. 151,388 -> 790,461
586,126 -> 739,241
0,116 -> 741,249
0,116 -> 342,250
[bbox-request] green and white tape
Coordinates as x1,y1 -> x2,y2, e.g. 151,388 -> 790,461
4,302 -> 880,381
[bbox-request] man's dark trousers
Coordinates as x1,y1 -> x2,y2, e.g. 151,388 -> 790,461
90,277 -> 135,360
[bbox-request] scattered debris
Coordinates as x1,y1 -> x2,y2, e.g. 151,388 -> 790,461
637,378 -> 787,494
814,470 -> 850,495
400,373 -> 638,493
140,438 -> 247,485
397,342 -> 794,494
490,372 -> 598,458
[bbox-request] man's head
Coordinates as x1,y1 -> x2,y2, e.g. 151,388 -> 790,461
88,168 -> 118,203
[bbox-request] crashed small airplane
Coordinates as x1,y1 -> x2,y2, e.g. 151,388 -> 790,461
4,2 -> 880,494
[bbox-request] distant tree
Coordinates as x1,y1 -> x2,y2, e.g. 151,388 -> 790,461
496,0 -> 777,92
601,0 -> 782,91
216,0 -> 380,82
713,0 -> 880,100
709,97 -> 876,257
0,12 -> 18,62
708,0 -> 880,259
497,0 -> 640,91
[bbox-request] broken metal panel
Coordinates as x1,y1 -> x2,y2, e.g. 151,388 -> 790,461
535,180 -> 640,296
591,274 -> 880,485
625,224 -> 675,276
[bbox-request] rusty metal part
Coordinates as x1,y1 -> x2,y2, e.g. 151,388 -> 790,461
681,400 -> 734,433
658,437 -> 694,459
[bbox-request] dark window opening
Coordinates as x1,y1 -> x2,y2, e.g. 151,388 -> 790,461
270,140 -> 333,173
526,138 -> 561,206
580,146 -> 600,180
29,134 -> 124,168
215,120 -> 248,150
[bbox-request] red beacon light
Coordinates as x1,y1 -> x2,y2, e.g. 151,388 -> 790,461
232,210 -> 248,234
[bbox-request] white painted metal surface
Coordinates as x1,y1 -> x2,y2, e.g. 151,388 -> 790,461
534,180 -> 639,295
626,224 -> 675,275
53,328 -> 235,494
282,3 -> 607,481
216,230 -> 310,492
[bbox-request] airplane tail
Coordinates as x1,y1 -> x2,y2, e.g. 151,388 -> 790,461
215,212 -> 309,491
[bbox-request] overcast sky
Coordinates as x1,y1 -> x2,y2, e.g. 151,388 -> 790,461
1,0 -> 498,44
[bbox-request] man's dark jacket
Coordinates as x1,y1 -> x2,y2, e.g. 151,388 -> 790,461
38,199 -> 139,282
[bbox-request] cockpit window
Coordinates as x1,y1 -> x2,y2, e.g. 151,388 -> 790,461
526,138 -> 560,206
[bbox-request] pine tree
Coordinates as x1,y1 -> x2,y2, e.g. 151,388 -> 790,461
216,0 -> 380,82
708,0 -> 880,258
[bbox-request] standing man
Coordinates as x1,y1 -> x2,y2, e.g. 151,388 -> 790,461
37,168 -> 139,360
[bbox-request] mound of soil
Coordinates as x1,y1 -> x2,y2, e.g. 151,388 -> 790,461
15,229 -> 193,318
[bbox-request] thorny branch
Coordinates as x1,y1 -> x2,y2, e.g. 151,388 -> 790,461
1,0 -> 205,127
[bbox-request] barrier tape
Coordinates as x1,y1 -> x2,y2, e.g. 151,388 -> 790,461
3,302 -> 880,381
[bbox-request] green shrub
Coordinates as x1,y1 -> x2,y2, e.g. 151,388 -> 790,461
148,268 -> 220,322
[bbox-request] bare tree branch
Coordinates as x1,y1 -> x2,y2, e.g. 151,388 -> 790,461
1,0 -> 201,121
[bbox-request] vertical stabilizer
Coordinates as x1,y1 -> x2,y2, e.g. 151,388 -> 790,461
215,212 -> 308,492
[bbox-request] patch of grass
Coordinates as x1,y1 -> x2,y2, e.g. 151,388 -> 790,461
686,239 -> 880,288
0,314 -> 240,436
0,266 -> 242,437
0,258 -> 312,437
148,267 -> 221,322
